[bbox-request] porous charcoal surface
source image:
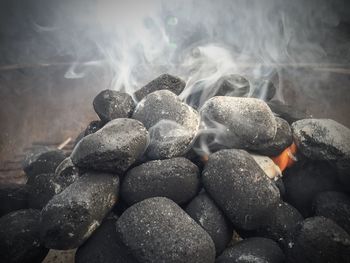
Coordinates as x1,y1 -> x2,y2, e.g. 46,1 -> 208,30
0,209 -> 49,263
283,161 -> 342,217
268,101 -> 311,124
202,149 -> 280,230
134,74 -> 186,101
286,216 -> 350,263
22,147 -> 66,176
121,157 -> 200,205
292,118 -> 350,161
216,237 -> 285,263
55,157 -> 80,178
200,97 -> 277,149
71,118 -> 148,173
312,191 -> 350,234
84,120 -> 103,136
116,197 -> 216,263
250,117 -> 293,156
255,201 -> 303,249
133,90 -> 199,159
93,90 -> 135,123
75,213 -> 137,263
40,172 -> 119,249
185,192 -> 233,254
0,184 -> 29,216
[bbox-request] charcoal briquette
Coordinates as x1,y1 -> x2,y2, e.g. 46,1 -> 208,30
84,120 -> 103,136
55,157 -> 80,178
0,184 -> 29,217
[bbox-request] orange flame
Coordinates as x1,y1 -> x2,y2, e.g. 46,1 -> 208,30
271,142 -> 297,172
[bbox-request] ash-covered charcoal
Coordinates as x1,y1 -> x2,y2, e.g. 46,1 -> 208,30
133,90 -> 199,159
71,118 -> 148,173
312,191 -> 350,234
292,118 -> 350,161
200,97 -> 277,150
22,146 -> 66,176
84,120 -> 103,136
75,213 -> 137,263
55,157 -> 80,178
134,73 -> 186,101
185,192 -> 233,255
267,101 -> 311,124
250,117 -> 293,156
251,154 -> 282,180
251,79 -> 276,101
0,209 -> 49,263
0,184 -> 29,216
26,172 -> 77,209
202,149 -> 280,230
283,161 -> 342,217
93,90 -> 135,123
286,217 -> 350,263
116,197 -> 216,263
255,201 -> 303,249
216,237 -> 285,263
40,172 -> 119,249
121,157 -> 200,205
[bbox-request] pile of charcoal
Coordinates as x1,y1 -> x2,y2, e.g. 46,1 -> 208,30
1,74 -> 350,263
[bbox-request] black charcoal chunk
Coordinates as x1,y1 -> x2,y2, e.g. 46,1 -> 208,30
185,192 -> 233,255
75,213 -> 137,263
116,197 -> 216,263
121,157 -> 200,205
133,90 -> 199,159
215,74 -> 250,98
313,191 -> 350,234
0,184 -> 29,216
55,157 -> 80,178
40,172 -> 119,249
216,237 -> 285,263
292,119 -> 350,161
93,90 -> 135,122
283,161 -> 341,217
200,97 -> 277,150
202,149 -> 280,230
255,201 -> 303,249
71,118 -> 148,173
268,101 -> 311,124
22,147 -> 66,176
274,177 -> 286,199
286,217 -> 350,263
84,120 -> 103,136
250,117 -> 293,156
134,74 -> 186,101
336,159 -> 350,191
0,209 -> 49,263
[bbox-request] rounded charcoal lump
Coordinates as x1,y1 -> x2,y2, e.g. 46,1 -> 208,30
40,172 -> 119,249
134,74 -> 186,101
0,209 -> 49,263
185,192 -> 233,255
71,118 -> 149,173
0,184 -> 29,217
292,118 -> 350,161
216,237 -> 285,263
286,217 -> 350,263
121,157 -> 200,205
55,157 -> 80,178
312,191 -> 350,234
202,149 -> 280,230
93,89 -> 135,123
116,197 -> 216,263
22,147 -> 66,176
133,90 -> 199,159
75,213 -> 137,263
84,120 -> 103,136
250,117 -> 293,156
200,97 -> 277,149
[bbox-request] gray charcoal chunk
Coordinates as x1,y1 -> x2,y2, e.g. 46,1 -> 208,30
134,74 -> 186,101
0,184 -> 29,217
185,192 -> 233,255
116,197 -> 216,263
216,237 -> 285,263
121,157 -> 200,205
71,118 -> 149,173
200,97 -> 277,149
84,120 -> 103,136
202,149 -> 280,230
292,118 -> 350,161
75,213 -> 137,263
313,191 -> 350,234
0,209 -> 49,263
286,217 -> 350,263
268,101 -> 311,124
93,90 -> 135,122
40,172 -> 119,249
133,90 -> 199,159
22,147 -> 66,176
55,157 -> 80,178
